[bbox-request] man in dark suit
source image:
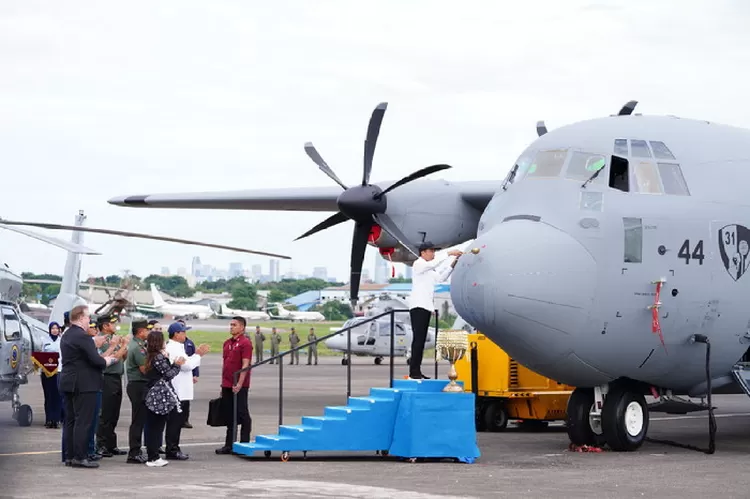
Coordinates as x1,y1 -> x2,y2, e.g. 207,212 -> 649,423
59,305 -> 116,468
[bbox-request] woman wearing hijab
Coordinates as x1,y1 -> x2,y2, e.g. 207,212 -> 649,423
41,322 -> 63,429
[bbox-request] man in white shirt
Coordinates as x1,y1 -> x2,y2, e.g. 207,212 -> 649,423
164,322 -> 209,460
407,242 -> 462,379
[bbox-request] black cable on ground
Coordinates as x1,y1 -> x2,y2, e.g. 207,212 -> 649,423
645,335 -> 716,454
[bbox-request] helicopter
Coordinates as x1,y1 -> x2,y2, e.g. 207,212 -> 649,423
0,210 -> 290,426
324,293 -> 436,365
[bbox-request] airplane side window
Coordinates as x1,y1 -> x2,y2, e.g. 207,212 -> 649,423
2,307 -> 21,341
623,217 -> 643,263
634,161 -> 664,194
657,163 -> 690,196
608,156 -> 629,192
650,141 -> 676,160
614,139 -> 628,156
526,149 -> 568,178
630,140 -> 652,158
565,151 -> 607,182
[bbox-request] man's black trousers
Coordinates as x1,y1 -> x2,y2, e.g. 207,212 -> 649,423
221,387 -> 251,447
126,381 -> 147,457
409,307 -> 433,378
63,391 -> 97,461
96,373 -> 122,451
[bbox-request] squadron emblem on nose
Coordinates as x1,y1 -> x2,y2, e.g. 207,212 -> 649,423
718,224 -> 750,281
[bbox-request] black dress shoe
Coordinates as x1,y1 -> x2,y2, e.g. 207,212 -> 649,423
71,459 -> 99,468
166,451 -> 189,460
182,421 -> 193,429
98,448 -> 114,458
64,460 -> 72,467
215,446 -> 232,455
158,447 -> 166,454
109,448 -> 127,456
127,454 -> 146,464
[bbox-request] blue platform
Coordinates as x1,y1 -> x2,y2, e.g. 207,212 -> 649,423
232,379 -> 480,462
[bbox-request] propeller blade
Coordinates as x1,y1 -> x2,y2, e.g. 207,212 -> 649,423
349,222 -> 371,306
0,224 -> 100,254
375,164 -> 452,199
0,220 -> 292,259
363,102 -> 387,186
536,120 -> 547,136
372,213 -> 418,257
304,142 -> 348,190
618,100 -> 638,116
294,211 -> 349,241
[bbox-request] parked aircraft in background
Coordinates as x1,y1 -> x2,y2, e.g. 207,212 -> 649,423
266,302 -> 325,322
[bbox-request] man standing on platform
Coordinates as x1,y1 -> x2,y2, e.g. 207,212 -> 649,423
407,242 -> 462,380
215,317 -> 252,455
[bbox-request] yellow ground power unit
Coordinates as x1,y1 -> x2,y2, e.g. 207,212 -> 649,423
454,332 -> 575,431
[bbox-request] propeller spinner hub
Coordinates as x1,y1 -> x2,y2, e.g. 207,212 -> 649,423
336,184 -> 386,221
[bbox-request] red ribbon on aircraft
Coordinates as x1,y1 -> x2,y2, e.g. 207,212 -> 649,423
651,281 -> 667,352
31,352 -> 59,377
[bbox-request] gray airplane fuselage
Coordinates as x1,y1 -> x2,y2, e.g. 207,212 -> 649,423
451,114 -> 750,396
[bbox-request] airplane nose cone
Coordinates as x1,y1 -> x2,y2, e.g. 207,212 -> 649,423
452,221 -> 597,375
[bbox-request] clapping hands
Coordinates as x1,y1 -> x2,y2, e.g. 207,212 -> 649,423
174,356 -> 186,366
197,344 -> 210,356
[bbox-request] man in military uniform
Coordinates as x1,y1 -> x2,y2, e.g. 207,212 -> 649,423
289,327 -> 300,365
96,314 -> 128,457
269,327 -> 281,364
307,327 -> 318,365
125,320 -> 150,464
254,326 -> 265,363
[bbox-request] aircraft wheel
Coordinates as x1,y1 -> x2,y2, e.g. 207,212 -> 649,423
601,387 -> 649,451
264,450 -> 271,458
483,400 -> 508,432
566,388 -> 606,447
341,357 -> 349,366
374,357 -> 382,365
17,404 -> 32,427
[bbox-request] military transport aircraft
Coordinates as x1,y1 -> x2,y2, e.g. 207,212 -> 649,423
0,210 -> 289,426
107,100 -> 750,452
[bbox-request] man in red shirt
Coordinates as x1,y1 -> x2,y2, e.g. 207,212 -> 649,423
215,316 -> 253,455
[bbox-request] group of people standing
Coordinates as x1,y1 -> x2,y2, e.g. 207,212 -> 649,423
252,325 -> 318,365
40,304 -> 211,468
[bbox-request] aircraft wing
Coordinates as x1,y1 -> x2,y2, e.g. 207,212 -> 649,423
107,181 -> 500,213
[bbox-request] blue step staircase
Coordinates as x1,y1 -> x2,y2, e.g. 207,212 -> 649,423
232,379 -> 481,462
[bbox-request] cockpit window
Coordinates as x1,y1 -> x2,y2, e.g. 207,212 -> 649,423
614,139 -> 628,156
565,151 -> 607,182
650,141 -> 675,160
2,307 -> 21,341
657,163 -> 690,195
630,140 -> 652,158
634,161 -> 663,194
526,149 -> 568,178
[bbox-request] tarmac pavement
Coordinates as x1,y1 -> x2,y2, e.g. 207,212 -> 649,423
2,355 -> 750,498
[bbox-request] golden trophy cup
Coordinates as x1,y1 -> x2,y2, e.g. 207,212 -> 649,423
436,329 -> 469,392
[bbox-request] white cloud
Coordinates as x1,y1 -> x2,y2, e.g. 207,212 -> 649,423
1,0 -> 749,285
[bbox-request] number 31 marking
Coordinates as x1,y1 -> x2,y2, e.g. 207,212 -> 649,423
678,239 -> 704,265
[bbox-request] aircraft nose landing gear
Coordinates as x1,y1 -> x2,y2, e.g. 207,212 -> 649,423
11,388 -> 33,427
566,384 -> 649,452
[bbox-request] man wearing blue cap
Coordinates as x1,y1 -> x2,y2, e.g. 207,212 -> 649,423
164,321 -> 209,459
176,319 -> 198,429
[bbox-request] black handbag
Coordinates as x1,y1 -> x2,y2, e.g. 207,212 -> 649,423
207,397 -> 226,427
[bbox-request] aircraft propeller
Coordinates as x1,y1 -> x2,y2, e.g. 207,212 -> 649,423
297,102 -> 452,305
0,218 -> 292,259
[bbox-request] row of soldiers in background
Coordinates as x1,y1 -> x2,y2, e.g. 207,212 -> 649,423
253,326 -> 318,365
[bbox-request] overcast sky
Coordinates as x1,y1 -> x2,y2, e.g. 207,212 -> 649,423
1,0 -> 749,283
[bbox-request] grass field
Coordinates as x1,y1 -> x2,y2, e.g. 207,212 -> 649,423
114,320 -> 436,360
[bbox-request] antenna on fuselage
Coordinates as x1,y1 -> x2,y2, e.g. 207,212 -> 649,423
618,100 -> 638,116
536,120 -> 547,136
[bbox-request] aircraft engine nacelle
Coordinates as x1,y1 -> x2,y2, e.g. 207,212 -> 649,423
367,185 -> 483,265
